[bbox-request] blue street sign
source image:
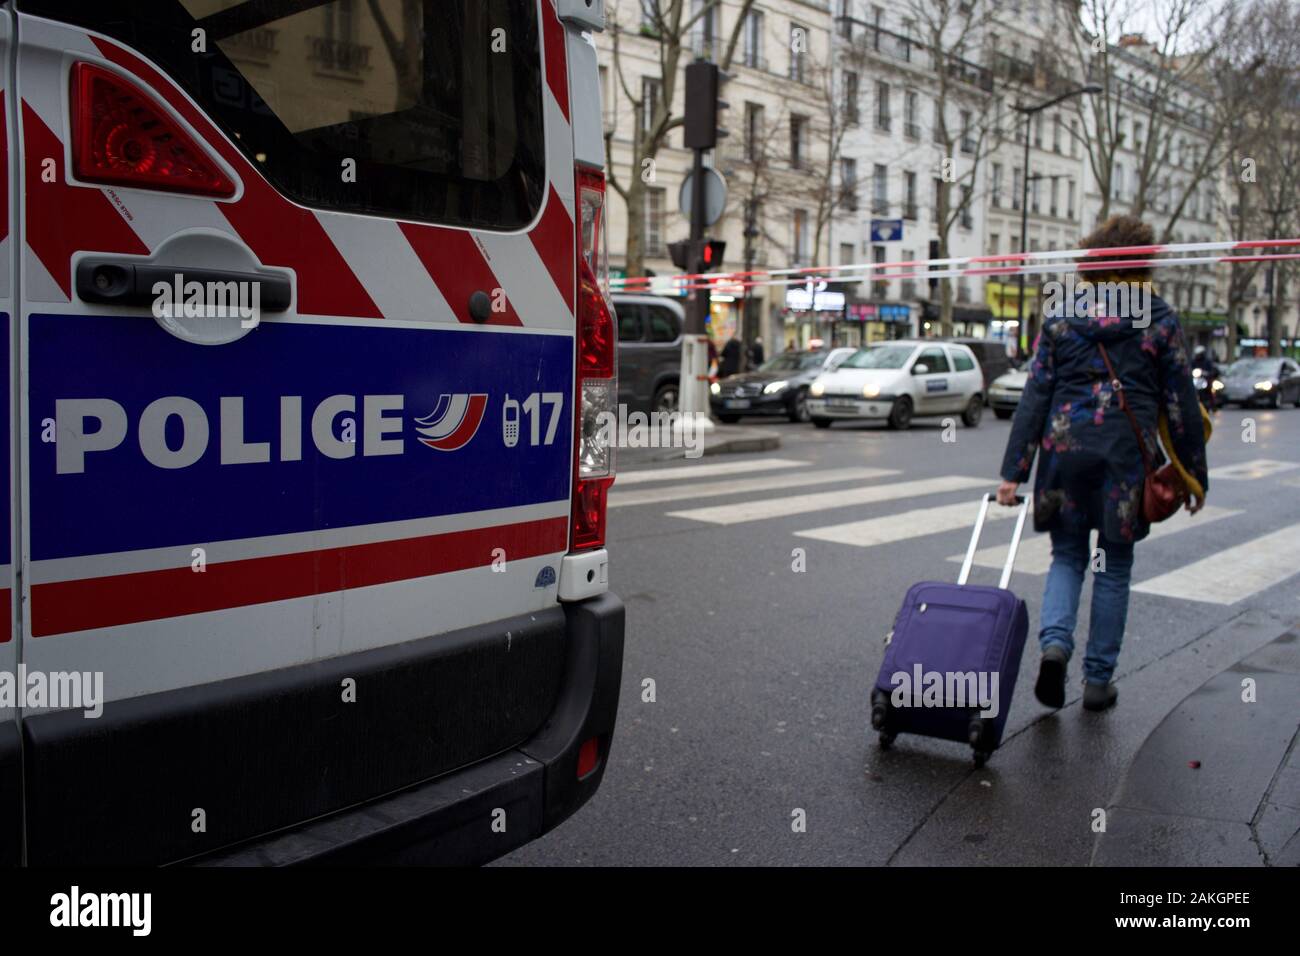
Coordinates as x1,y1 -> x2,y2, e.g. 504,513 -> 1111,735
870,218 -> 904,242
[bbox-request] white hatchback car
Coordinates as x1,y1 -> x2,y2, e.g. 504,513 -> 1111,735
807,340 -> 986,430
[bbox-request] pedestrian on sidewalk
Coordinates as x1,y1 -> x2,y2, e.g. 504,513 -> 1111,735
995,215 -> 1209,712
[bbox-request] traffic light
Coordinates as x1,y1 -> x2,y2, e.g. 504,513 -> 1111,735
683,61 -> 729,149
700,239 -> 726,271
668,239 -> 726,274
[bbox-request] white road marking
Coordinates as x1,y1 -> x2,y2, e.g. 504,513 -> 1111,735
610,467 -> 897,509
615,457 -> 808,486
793,497 -> 1017,548
1208,459 -> 1300,481
1132,522 -> 1300,605
669,475 -> 989,526
946,505 -> 1241,576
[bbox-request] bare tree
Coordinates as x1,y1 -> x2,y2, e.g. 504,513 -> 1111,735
1051,0 -> 1251,241
901,0 -> 1006,336
603,0 -> 756,278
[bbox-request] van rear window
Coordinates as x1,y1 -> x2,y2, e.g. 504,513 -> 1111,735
25,0 -> 547,230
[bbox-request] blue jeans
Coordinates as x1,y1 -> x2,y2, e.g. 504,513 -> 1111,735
1039,527 -> 1135,684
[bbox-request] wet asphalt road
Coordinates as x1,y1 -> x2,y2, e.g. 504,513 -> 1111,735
501,403 -> 1300,866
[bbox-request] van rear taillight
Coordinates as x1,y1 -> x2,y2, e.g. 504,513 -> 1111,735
71,62 -> 235,198
572,166 -> 615,552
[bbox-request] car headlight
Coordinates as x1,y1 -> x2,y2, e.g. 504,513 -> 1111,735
710,381 -> 721,395
861,383 -> 880,399
1255,380 -> 1274,391
763,380 -> 789,395
1212,380 -> 1225,391
810,381 -> 825,397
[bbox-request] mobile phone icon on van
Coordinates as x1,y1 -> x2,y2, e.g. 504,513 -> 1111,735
503,395 -> 520,447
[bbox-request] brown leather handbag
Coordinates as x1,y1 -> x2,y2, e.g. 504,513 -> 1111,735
1097,343 -> 1184,523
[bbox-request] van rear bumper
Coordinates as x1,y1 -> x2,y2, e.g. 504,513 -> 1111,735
21,593 -> 624,866
193,592 -> 625,866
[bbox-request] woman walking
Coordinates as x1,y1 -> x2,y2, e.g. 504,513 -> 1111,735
996,216 -> 1208,711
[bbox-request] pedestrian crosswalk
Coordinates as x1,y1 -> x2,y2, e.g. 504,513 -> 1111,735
946,505 -> 1241,576
614,455 -> 1300,607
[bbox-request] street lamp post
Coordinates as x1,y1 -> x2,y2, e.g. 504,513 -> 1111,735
1012,84 -> 1102,354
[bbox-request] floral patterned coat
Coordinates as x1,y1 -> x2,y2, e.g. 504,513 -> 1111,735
999,290 -> 1208,544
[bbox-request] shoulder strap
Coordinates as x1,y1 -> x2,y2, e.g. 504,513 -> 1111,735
1097,341 -> 1153,476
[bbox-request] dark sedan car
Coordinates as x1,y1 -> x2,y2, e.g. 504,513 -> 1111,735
1220,357 -> 1300,408
711,348 -> 854,423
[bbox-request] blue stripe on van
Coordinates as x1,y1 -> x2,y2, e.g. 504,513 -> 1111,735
30,314 -> 573,561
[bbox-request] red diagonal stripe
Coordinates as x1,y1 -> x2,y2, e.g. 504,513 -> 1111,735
528,188 -> 575,313
90,38 -> 382,319
22,101 -> 148,298
32,517 -> 568,637
543,0 -> 569,121
399,223 -> 522,326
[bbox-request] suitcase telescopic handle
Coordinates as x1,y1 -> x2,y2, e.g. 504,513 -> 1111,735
957,493 -> 1030,589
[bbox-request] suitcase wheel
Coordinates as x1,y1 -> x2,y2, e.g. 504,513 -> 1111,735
878,732 -> 896,750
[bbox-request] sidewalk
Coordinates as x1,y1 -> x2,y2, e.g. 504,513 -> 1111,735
1092,629 -> 1300,866
616,421 -> 781,467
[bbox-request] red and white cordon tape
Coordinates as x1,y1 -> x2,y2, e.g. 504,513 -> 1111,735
612,238 -> 1300,295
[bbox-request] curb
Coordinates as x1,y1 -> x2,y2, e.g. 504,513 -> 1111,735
1091,629 -> 1300,866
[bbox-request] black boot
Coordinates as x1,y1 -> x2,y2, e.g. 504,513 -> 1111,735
1034,645 -> 1068,709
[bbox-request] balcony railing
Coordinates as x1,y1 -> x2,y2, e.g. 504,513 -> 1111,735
904,121 -> 921,139
903,202 -> 918,220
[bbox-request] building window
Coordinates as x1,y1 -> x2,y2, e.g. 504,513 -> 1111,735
904,89 -> 920,139
873,163 -> 889,215
960,110 -> 974,153
991,163 -> 1003,208
843,71 -> 860,125
789,23 -> 806,83
989,233 -> 999,255
840,241 -> 855,267
872,245 -> 888,300
1053,114 -> 1062,153
1070,119 -> 1079,158
1030,177 -> 1040,213
932,177 -> 943,223
1012,167 -> 1022,210
745,102 -> 764,162
904,170 -> 918,219
876,81 -> 891,130
1067,180 -> 1076,219
640,77 -> 661,137
959,185 -> 973,229
1050,178 -> 1059,217
1033,112 -> 1043,147
645,187 -> 665,257
840,158 -> 858,210
790,114 -> 807,168
743,9 -> 765,69
837,0 -> 854,39
901,248 -> 917,298
1113,164 -> 1125,201
793,209 -> 810,264
691,0 -> 718,59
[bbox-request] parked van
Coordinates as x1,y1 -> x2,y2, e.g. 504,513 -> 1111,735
0,0 -> 622,866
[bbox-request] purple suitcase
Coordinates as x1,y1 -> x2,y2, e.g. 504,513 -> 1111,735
871,494 -> 1031,766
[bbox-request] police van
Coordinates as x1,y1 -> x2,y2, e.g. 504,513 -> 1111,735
0,0 -> 622,865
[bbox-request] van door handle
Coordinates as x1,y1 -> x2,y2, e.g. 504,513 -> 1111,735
75,258 -> 292,312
